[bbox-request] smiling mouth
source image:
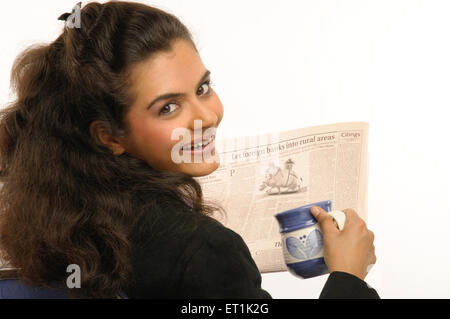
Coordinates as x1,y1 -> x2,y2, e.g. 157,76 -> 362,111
181,135 -> 215,151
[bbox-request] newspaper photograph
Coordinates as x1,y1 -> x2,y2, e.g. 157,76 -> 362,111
194,122 -> 369,273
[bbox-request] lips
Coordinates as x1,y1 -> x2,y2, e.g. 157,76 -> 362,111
182,130 -> 216,150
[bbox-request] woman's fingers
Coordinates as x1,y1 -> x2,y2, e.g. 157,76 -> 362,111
318,206 -> 377,280
310,206 -> 340,234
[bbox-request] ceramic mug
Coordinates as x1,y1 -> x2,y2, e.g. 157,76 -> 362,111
274,200 -> 346,279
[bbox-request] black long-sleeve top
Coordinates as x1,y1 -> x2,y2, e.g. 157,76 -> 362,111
126,201 -> 379,299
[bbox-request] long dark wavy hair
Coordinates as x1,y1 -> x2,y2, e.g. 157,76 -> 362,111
0,0 -> 224,298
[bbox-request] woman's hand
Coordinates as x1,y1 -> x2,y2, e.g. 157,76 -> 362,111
310,206 -> 376,281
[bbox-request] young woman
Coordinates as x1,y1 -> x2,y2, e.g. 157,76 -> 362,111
0,1 -> 378,298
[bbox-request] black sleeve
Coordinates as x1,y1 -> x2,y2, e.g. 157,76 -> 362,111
175,222 -> 272,299
319,271 -> 380,299
172,218 -> 379,299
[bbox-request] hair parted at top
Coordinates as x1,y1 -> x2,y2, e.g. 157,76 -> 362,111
0,0 -> 224,298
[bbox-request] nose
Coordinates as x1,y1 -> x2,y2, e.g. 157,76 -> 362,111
187,99 -> 219,132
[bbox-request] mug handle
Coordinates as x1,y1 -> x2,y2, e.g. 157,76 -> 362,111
328,210 -> 346,230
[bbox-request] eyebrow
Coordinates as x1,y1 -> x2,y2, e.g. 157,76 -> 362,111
146,70 -> 211,110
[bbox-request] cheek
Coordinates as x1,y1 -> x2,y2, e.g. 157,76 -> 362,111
132,120 -> 175,151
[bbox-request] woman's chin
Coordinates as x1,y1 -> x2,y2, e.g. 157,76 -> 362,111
174,147 -> 220,176
181,158 -> 220,177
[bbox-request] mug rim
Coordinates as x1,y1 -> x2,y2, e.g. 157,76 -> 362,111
275,200 -> 332,232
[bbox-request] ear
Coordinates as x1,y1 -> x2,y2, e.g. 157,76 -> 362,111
89,121 -> 126,156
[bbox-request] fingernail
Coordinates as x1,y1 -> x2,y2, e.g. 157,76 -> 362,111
311,206 -> 320,217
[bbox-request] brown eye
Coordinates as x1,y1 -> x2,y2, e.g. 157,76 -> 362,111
197,80 -> 213,96
159,103 -> 178,116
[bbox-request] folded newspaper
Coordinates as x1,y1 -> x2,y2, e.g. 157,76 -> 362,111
194,122 -> 369,273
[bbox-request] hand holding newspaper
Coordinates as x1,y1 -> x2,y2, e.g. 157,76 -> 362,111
194,122 -> 369,273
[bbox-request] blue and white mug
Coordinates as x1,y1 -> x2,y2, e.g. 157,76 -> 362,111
274,200 -> 346,279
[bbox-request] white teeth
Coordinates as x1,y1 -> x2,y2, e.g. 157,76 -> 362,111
183,135 -> 214,151
202,136 -> 214,146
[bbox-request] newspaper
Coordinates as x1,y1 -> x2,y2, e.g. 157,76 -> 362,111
194,122 -> 369,273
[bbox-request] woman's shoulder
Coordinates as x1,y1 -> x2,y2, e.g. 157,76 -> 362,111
169,214 -> 247,262
128,202 -> 271,298
178,213 -> 257,267
195,215 -> 242,245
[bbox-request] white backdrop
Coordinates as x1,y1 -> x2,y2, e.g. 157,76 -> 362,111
1,0 -> 450,298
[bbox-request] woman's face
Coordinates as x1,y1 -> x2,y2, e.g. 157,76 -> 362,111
118,39 -> 224,177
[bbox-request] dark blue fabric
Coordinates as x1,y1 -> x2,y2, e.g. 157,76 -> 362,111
0,279 -> 73,299
0,279 -> 129,299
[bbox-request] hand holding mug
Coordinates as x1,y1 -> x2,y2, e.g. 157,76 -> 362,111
310,206 -> 376,280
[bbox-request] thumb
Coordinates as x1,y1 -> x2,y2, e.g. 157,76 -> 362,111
310,206 -> 338,234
